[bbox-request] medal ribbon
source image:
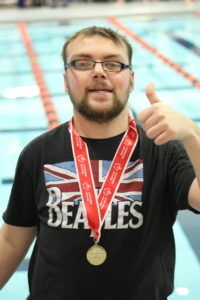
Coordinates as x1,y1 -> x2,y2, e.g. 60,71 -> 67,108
69,116 -> 138,242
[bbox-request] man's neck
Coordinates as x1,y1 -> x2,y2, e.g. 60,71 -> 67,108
72,108 -> 130,139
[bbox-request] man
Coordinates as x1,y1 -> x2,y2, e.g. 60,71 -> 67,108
0,26 -> 200,300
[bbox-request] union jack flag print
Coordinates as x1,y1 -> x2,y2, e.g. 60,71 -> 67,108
44,159 -> 144,229
44,159 -> 143,204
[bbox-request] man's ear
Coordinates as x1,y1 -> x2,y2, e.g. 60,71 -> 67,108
129,71 -> 134,93
63,72 -> 69,93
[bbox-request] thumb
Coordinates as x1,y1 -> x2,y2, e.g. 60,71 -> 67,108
145,83 -> 161,105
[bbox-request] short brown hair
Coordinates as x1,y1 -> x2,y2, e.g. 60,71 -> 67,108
61,26 -> 132,67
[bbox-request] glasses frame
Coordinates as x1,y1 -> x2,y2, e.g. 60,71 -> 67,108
65,59 -> 132,72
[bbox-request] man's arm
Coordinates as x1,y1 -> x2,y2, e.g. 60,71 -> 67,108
188,179 -> 200,211
138,83 -> 200,212
0,223 -> 36,289
182,124 -> 200,211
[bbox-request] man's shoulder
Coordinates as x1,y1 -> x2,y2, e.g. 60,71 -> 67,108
21,122 -> 69,157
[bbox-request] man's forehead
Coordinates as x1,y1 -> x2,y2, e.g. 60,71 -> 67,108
66,35 -> 128,59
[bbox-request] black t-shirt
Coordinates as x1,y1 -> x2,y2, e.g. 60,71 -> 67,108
3,122 -> 196,300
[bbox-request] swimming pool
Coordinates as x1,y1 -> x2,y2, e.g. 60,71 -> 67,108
0,13 -> 200,299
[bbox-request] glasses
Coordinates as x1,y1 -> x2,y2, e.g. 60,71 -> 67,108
65,59 -> 132,72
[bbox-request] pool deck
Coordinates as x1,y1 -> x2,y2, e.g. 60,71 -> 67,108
0,1 -> 200,23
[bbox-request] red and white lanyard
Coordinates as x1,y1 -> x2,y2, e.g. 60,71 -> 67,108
69,116 -> 138,242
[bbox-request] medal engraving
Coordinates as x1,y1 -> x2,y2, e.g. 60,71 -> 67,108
86,243 -> 107,266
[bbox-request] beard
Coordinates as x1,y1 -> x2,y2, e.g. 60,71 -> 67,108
68,89 -> 129,124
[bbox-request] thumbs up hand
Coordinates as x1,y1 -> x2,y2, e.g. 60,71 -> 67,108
137,83 -> 194,145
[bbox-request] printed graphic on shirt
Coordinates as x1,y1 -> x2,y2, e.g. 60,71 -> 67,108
44,160 -> 144,230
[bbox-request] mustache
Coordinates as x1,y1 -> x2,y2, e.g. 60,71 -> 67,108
87,82 -> 113,91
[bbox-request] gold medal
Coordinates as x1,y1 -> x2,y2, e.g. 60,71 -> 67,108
86,242 -> 107,266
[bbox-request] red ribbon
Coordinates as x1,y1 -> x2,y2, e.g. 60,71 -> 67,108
69,117 -> 138,241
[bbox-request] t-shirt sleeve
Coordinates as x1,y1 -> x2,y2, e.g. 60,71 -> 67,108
3,154 -> 38,227
167,141 -> 198,213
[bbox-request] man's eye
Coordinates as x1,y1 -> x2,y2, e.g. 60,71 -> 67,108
78,62 -> 87,66
105,62 -> 121,69
76,60 -> 91,69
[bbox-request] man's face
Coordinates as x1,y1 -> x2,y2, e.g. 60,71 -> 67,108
64,35 -> 134,123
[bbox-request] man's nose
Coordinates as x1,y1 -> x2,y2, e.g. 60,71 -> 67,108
92,62 -> 106,78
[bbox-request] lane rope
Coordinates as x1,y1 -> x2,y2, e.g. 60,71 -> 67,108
109,17 -> 200,89
18,21 -> 60,130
